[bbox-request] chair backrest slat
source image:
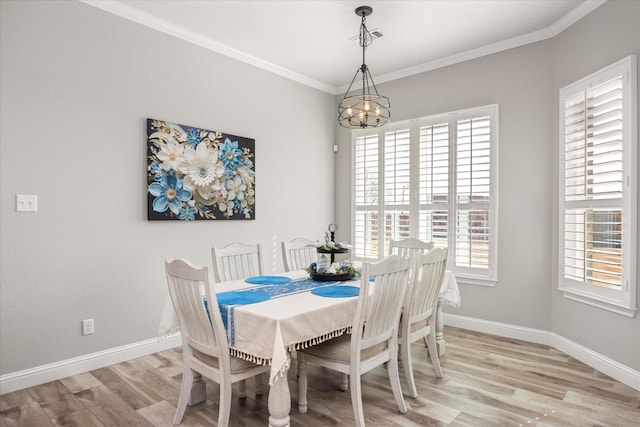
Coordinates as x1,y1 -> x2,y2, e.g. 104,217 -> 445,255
165,259 -> 229,361
281,237 -> 317,272
389,238 -> 434,258
356,255 -> 411,351
211,242 -> 263,282
406,248 -> 448,327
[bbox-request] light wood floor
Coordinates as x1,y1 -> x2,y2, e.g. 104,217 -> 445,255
1,326 -> 638,426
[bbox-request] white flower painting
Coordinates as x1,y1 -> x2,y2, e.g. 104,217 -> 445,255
147,119 -> 255,220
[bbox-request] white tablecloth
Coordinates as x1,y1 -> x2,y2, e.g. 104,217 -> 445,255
159,269 -> 460,335
442,270 -> 461,307
160,270 -> 360,384
158,269 -> 460,384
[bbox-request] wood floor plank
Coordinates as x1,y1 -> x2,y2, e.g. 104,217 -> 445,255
59,372 -> 103,394
0,388 -> 39,412
1,326 -> 639,426
0,401 -> 55,427
90,366 -> 160,411
35,382 -> 105,427
137,400 -> 176,426
74,384 -> 154,426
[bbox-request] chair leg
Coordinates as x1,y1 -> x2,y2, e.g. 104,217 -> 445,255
297,354 -> 308,413
218,380 -> 233,427
388,350 -> 408,414
339,373 -> 348,391
402,337 -> 418,398
349,368 -> 365,427
174,367 -> 193,425
238,379 -> 246,398
255,374 -> 263,396
426,331 -> 443,378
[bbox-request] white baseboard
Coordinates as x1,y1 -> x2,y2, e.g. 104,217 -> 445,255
2,317 -> 639,394
0,334 -> 182,395
443,313 -> 640,392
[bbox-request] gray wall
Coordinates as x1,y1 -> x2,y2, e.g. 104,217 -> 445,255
0,1 -> 335,375
336,0 -> 639,370
550,0 -> 640,370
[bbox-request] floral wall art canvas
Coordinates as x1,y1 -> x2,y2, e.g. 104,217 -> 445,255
146,119 -> 255,220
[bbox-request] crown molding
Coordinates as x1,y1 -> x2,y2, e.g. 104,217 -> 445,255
82,0 -> 606,96
80,0 -> 336,94
341,0 -> 608,93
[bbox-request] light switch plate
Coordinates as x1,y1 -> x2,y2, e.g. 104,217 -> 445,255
16,194 -> 37,212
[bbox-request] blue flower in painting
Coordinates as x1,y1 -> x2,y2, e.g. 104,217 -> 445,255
148,161 -> 166,180
179,204 -> 196,220
218,138 -> 243,171
186,129 -> 201,148
148,173 -> 192,215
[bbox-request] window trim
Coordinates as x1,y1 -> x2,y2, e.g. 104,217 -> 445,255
557,55 -> 637,317
351,104 -> 499,287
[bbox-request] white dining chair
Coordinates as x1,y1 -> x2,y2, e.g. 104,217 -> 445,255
400,248 -> 448,398
281,237 -> 317,272
211,242 -> 263,282
388,237 -> 434,257
297,254 -> 411,426
165,259 -> 270,427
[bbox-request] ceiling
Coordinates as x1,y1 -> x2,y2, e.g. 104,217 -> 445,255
85,0 -> 605,94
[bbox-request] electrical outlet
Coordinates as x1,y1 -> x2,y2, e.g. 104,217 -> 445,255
82,318 -> 94,336
16,194 -> 38,212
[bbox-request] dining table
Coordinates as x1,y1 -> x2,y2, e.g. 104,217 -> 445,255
158,268 -> 460,427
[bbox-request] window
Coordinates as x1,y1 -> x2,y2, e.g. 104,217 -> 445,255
558,56 -> 637,317
352,105 -> 498,285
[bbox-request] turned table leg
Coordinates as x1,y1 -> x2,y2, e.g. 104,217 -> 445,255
435,295 -> 446,356
268,367 -> 291,427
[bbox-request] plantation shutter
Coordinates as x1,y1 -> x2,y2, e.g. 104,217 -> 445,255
562,75 -> 624,287
455,116 -> 491,269
382,128 -> 411,254
351,104 -> 498,284
418,122 -> 449,247
354,133 -> 380,259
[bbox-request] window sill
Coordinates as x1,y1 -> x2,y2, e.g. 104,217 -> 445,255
559,287 -> 637,318
456,274 -> 497,287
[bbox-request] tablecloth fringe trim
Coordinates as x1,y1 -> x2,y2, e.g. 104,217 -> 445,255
229,349 -> 272,366
291,326 -> 353,351
269,358 -> 291,386
231,326 -> 354,386
443,288 -> 461,307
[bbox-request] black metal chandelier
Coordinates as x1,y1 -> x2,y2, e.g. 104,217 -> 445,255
338,6 -> 390,129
